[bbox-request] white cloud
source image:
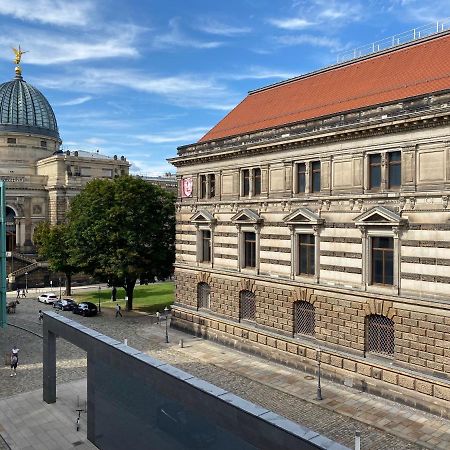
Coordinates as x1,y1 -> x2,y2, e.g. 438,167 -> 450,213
85,137 -> 107,145
196,18 -> 251,36
153,18 -> 223,49
58,96 -> 92,106
268,18 -> 315,30
130,161 -> 176,177
275,34 -> 341,50
136,127 -> 210,144
0,0 -> 95,27
222,66 -> 296,81
0,25 -> 140,65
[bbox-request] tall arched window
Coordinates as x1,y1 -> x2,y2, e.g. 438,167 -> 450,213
366,314 -> 394,356
240,290 -> 255,321
293,301 -> 315,336
197,283 -> 211,309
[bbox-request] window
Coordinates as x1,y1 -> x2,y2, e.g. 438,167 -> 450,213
40,140 -> 47,148
242,169 -> 250,196
366,314 -> 394,356
209,174 -> 215,198
200,175 -> 207,199
240,290 -> 255,321
298,234 -> 315,275
7,137 -> 16,144
102,169 -> 113,178
254,168 -> 261,195
371,237 -> 394,285
311,161 -> 321,193
297,163 -> 306,193
201,230 -> 211,262
294,301 -> 315,336
369,154 -> 381,189
388,151 -> 401,188
244,232 -> 256,268
197,283 -> 211,309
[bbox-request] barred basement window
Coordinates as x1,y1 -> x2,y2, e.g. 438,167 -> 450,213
240,290 -> 255,321
366,314 -> 394,356
294,301 -> 315,336
197,283 -> 211,309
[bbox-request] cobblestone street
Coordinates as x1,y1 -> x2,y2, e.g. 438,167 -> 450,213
0,294 -> 448,449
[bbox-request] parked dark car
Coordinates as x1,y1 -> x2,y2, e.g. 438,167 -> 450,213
53,298 -> 77,311
72,302 -> 98,317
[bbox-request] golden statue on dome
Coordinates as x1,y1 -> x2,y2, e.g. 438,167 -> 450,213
12,45 -> 28,76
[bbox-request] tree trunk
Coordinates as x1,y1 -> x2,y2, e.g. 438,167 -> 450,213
65,273 -> 72,296
125,277 -> 136,311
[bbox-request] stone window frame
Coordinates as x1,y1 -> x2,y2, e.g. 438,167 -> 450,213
240,167 -> 263,198
355,206 -> 407,295
190,210 -> 216,269
232,209 -> 263,275
364,149 -> 402,193
198,173 -> 217,199
292,160 -> 321,195
197,282 -> 211,310
284,208 -> 324,284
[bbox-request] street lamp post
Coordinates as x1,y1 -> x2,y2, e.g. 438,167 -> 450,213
316,348 -> 323,401
50,280 -> 53,291
164,306 -> 169,343
24,272 -> 28,293
97,286 -> 101,313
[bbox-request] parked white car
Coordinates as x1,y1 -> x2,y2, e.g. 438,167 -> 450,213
38,293 -> 58,304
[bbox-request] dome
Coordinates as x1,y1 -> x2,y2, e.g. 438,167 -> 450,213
0,74 -> 60,140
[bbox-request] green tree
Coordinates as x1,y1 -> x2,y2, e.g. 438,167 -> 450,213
33,222 -> 78,295
67,176 -> 175,310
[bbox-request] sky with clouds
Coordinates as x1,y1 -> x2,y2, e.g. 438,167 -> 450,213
0,0 -> 448,175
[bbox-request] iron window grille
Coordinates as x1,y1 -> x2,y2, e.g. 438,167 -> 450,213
366,314 -> 394,356
369,154 -> 382,189
371,237 -> 394,285
298,234 -> 315,275
243,232 -> 256,268
201,230 -> 211,262
294,301 -> 315,336
197,283 -> 211,309
240,290 -> 256,321
297,163 -> 306,193
311,161 -> 321,193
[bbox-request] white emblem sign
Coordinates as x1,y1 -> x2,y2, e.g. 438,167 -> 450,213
182,177 -> 193,197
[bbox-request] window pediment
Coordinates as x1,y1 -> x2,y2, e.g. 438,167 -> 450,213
191,209 -> 216,224
354,206 -> 406,227
231,208 -> 263,225
283,208 -> 324,226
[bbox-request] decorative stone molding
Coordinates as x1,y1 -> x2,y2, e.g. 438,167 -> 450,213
238,278 -> 256,293
196,271 -> 212,285
443,196 -> 448,209
292,287 -> 317,304
363,298 -> 396,320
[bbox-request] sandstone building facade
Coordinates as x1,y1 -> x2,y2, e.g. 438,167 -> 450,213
170,31 -> 450,414
0,61 -> 130,287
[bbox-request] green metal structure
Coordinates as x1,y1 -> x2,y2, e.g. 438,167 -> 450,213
0,181 -> 6,327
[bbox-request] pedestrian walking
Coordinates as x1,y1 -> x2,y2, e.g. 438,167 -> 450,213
156,311 -> 160,324
38,310 -> 43,323
10,346 -> 19,377
16,288 -> 20,299
21,289 -> 26,298
115,303 -> 122,318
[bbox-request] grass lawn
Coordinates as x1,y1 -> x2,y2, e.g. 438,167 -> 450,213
73,282 -> 175,313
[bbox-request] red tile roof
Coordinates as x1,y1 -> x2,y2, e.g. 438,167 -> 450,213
199,33 -> 450,143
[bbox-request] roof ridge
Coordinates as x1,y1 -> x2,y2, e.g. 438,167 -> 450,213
249,29 -> 450,95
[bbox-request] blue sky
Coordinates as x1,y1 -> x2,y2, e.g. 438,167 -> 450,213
0,0 -> 448,175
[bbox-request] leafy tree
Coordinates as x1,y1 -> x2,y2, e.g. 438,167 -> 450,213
67,176 -> 175,310
33,222 -> 78,295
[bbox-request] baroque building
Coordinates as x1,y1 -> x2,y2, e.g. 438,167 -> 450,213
170,31 -> 450,413
1,53 -> 129,287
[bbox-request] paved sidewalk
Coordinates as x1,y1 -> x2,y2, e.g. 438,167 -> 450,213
0,379 -> 95,450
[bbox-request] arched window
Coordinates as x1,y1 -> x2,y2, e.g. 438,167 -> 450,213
197,283 -> 210,309
240,290 -> 255,321
366,314 -> 394,356
293,301 -> 315,336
